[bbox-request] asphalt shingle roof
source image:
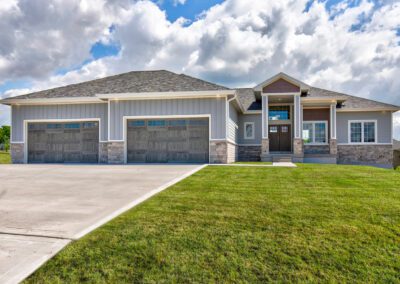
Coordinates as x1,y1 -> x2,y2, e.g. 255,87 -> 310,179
6,70 -> 229,100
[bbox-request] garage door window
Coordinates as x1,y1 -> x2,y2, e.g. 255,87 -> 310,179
189,119 -> 208,126
169,120 -> 187,126
148,120 -> 166,127
128,121 -> 145,127
83,122 -> 98,128
47,124 -> 62,129
65,123 -> 80,129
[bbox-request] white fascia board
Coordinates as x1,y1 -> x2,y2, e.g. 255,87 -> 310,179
301,98 -> 337,104
337,108 -> 400,112
96,90 -> 235,100
1,97 -> 103,105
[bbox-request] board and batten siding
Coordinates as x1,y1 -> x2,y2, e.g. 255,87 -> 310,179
336,111 -> 392,144
11,104 -> 108,142
109,98 -> 226,141
227,103 -> 239,143
238,114 -> 262,145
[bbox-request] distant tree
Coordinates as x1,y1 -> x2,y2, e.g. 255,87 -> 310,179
0,126 -> 10,151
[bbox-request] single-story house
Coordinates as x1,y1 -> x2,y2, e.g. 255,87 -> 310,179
1,70 -> 399,167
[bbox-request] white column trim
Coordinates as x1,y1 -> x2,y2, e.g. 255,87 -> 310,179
294,95 -> 301,138
330,103 -> 337,139
262,95 -> 269,139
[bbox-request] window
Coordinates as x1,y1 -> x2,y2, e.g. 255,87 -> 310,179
65,123 -> 80,129
128,120 -> 145,127
169,120 -> 186,126
269,106 -> 290,120
148,120 -> 166,127
302,121 -> 327,144
244,122 -> 254,139
349,121 -> 376,144
269,126 -> 278,133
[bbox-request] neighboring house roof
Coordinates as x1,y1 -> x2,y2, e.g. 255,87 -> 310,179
2,70 -> 229,101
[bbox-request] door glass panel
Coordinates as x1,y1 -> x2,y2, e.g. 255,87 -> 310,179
281,126 -> 288,133
270,126 -> 278,133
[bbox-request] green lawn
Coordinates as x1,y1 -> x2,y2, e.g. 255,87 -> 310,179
26,164 -> 400,283
0,151 -> 10,164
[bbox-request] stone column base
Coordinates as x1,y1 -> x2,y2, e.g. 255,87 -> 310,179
210,141 -> 228,164
11,143 -> 25,164
293,138 -> 304,157
99,142 -> 109,164
108,142 -> 125,164
329,139 -> 337,155
260,138 -> 270,161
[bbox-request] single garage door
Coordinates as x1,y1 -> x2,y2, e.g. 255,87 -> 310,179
127,118 -> 209,163
27,121 -> 99,163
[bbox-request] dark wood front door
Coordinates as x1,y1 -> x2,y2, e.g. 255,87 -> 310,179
269,125 -> 291,152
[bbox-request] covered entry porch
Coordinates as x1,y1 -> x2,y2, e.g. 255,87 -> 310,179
255,73 -> 338,163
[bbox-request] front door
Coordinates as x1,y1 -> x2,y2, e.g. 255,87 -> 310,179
269,125 -> 291,152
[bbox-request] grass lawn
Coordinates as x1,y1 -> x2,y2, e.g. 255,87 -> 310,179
0,151 -> 10,164
26,164 -> 400,283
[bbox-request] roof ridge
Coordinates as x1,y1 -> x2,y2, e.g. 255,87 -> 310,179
178,73 -> 230,90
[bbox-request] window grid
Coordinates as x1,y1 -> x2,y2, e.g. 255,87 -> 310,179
302,121 -> 327,144
349,121 -> 376,144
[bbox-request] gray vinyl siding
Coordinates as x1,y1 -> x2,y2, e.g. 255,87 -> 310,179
238,114 -> 262,145
228,103 -> 239,142
11,104 -> 108,142
110,98 -> 226,140
336,111 -> 392,144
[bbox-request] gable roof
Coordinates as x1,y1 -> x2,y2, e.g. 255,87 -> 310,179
236,88 -> 261,112
254,72 -> 310,92
1,70 -> 230,102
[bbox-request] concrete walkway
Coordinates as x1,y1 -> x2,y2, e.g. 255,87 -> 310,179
211,162 -> 297,168
0,164 -> 205,284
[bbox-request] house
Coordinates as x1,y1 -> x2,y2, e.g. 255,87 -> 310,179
1,70 -> 398,167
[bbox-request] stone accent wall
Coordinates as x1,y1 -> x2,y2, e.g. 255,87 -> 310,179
210,141 -> 228,164
108,142 -> 125,164
238,146 -> 261,161
304,144 -> 329,154
329,139 -> 337,155
293,138 -> 304,157
11,143 -> 24,164
226,141 -> 238,164
99,142 -> 109,164
338,145 -> 393,166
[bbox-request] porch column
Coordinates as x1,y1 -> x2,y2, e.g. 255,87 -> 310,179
293,94 -> 303,157
261,95 -> 269,159
330,103 -> 338,155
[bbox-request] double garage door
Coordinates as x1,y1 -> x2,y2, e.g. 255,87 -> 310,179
27,118 -> 209,164
127,118 -> 209,163
28,121 -> 99,163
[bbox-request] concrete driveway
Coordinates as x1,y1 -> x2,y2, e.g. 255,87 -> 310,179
0,164 -> 205,284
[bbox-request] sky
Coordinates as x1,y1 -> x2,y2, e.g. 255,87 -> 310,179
0,0 -> 399,139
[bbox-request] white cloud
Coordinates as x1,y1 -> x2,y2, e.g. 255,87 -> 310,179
1,0 -> 400,137
173,0 -> 186,6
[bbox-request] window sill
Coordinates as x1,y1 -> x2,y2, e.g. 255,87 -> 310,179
304,143 -> 329,146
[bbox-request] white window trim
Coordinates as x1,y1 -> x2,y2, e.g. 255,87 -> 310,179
244,122 -> 255,140
302,120 -> 328,145
348,120 -> 378,144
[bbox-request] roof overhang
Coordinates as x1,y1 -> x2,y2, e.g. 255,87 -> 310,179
254,72 -> 310,92
0,96 -> 103,106
96,90 -> 235,101
0,90 -> 236,105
